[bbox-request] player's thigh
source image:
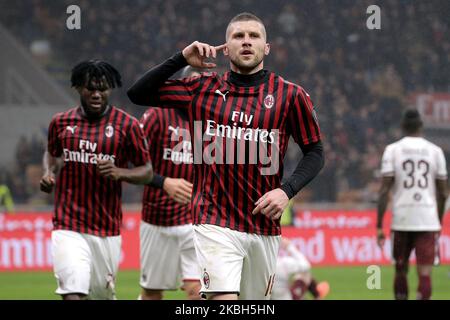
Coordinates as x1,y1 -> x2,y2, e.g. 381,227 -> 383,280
87,234 -> 122,300
51,230 -> 91,296
240,234 -> 281,300
177,224 -> 201,282
414,231 -> 440,266
193,224 -> 245,296
392,231 -> 414,268
140,222 -> 180,290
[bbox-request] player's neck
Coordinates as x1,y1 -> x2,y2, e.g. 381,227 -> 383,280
405,132 -> 422,138
229,69 -> 267,87
80,104 -> 111,120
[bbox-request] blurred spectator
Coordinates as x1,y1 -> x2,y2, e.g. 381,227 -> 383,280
0,168 -> 15,213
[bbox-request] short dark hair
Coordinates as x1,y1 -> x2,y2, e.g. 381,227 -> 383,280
71,60 -> 122,89
401,108 -> 423,134
226,12 -> 266,40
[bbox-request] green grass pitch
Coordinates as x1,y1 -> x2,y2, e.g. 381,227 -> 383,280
0,266 -> 449,300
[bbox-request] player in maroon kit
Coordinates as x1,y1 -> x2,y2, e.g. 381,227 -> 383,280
40,60 -> 153,300
128,13 -> 324,300
138,66 -> 202,300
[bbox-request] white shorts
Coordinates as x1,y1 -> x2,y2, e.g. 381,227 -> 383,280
51,230 -> 121,300
140,221 -> 200,290
193,224 -> 281,300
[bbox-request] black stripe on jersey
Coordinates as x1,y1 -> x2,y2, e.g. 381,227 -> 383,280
68,109 -> 77,232
99,111 -> 114,235
218,83 -> 236,230
231,89 -> 246,232
239,86 -> 256,232
203,80 -> 222,226
89,114 -> 100,235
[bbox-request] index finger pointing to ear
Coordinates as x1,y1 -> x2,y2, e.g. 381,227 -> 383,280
214,44 -> 227,51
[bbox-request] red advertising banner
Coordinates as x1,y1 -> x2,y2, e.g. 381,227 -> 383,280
0,212 -> 141,271
410,93 -> 450,129
0,210 -> 449,271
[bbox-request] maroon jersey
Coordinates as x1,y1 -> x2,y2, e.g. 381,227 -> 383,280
153,71 -> 321,236
140,107 -> 194,226
47,106 -> 151,236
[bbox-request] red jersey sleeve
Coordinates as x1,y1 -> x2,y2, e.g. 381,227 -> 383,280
140,108 -> 161,151
288,87 -> 321,146
47,114 -> 63,157
126,118 -> 152,166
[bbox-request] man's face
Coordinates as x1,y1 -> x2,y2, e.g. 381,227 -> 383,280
77,77 -> 111,115
224,20 -> 270,74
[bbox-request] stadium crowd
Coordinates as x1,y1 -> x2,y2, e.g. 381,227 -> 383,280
1,0 -> 449,204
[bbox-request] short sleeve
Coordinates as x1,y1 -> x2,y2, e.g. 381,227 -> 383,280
140,108 -> 161,151
47,115 -> 62,157
126,118 -> 152,166
380,145 -> 394,177
288,87 -> 321,146
436,148 -> 448,180
154,75 -> 203,109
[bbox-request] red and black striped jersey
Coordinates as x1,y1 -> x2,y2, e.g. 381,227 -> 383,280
47,106 -> 151,236
140,107 -> 194,226
153,71 -> 321,236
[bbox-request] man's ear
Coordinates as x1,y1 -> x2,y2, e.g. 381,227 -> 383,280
223,46 -> 229,56
264,43 -> 270,56
75,86 -> 82,94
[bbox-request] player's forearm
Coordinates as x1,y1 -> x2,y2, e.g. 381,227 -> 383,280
280,141 -> 324,199
42,151 -> 59,175
118,162 -> 153,185
436,179 -> 448,223
376,193 -> 389,229
127,52 -> 188,106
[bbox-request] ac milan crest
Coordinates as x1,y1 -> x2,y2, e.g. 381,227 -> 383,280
203,270 -> 210,289
105,125 -> 114,138
264,94 -> 274,109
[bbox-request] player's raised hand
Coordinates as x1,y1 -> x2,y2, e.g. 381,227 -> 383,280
252,188 -> 289,220
40,173 -> 55,193
182,41 -> 226,68
163,177 -> 193,204
97,159 -> 122,181
376,228 -> 386,248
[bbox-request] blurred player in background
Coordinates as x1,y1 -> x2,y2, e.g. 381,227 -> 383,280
377,109 -> 448,300
128,12 -> 324,300
138,66 -> 203,300
40,60 -> 152,300
271,238 -> 329,300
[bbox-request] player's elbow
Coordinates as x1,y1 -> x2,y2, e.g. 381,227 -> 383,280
140,162 -> 153,185
145,163 -> 154,184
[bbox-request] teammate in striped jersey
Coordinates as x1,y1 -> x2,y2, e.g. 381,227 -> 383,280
40,60 -> 153,300
139,67 -> 202,300
377,109 -> 448,300
128,13 -> 324,300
